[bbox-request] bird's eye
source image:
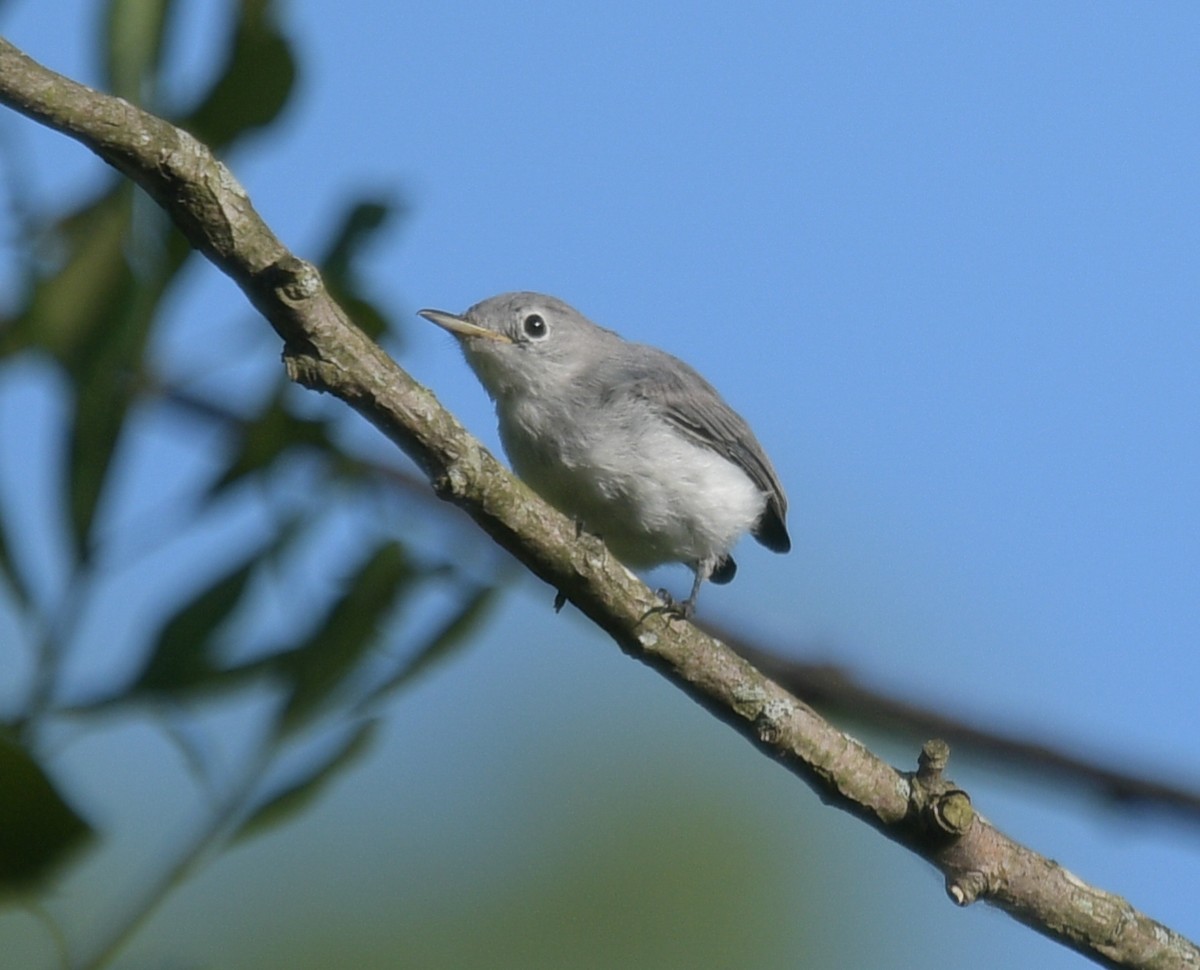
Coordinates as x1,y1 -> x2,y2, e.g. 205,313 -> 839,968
522,313 -> 548,339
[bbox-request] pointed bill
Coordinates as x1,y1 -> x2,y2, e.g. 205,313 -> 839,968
418,308 -> 512,343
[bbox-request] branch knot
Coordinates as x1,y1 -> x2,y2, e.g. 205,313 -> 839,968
908,739 -> 975,841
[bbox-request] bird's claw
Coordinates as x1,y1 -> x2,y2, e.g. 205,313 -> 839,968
653,587 -> 695,619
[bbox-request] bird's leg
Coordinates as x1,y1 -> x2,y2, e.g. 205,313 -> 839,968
680,567 -> 705,617
575,518 -> 608,557
652,568 -> 704,619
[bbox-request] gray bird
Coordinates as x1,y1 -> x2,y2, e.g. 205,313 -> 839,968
420,292 -> 790,615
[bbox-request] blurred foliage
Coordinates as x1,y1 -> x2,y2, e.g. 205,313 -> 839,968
0,731 -> 93,895
0,0 -> 493,954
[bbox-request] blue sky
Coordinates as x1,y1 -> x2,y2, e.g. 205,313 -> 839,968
2,1 -> 1199,967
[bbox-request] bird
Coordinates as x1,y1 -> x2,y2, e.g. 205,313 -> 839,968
419,292 -> 789,615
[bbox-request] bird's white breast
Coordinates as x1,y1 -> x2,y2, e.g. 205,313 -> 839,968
497,389 -> 765,569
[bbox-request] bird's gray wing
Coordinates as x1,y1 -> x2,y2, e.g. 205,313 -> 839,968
607,347 -> 791,553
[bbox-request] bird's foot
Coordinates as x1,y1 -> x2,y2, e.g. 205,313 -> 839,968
652,587 -> 696,619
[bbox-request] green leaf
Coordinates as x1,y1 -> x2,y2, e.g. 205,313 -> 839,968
320,199 -> 401,342
330,291 -> 392,343
210,383 -> 338,494
66,338 -> 136,560
134,550 -> 261,695
10,187 -> 134,363
321,200 -> 394,278
0,732 -> 93,894
11,183 -> 189,557
61,253 -> 182,558
0,492 -> 29,608
12,184 -> 193,371
181,0 -> 297,149
104,0 -> 174,104
277,542 -> 419,732
232,719 -> 378,843
360,585 -> 497,711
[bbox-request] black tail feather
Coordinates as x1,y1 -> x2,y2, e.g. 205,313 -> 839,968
710,555 -> 737,585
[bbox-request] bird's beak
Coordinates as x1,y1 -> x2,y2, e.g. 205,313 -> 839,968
418,308 -> 512,343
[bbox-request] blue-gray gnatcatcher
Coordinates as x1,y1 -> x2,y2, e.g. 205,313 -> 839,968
420,292 -> 790,614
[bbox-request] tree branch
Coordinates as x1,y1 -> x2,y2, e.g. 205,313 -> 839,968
159,383 -> 1200,827
708,622 -> 1200,825
1,38 -> 1195,969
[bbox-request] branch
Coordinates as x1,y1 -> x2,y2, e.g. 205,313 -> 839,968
1,38 -> 1195,969
708,623 -> 1200,825
160,383 -> 1200,826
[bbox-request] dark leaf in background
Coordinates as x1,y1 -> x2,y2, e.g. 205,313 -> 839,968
66,324 -> 140,561
180,0 -> 297,150
103,0 -> 173,105
328,281 -> 392,345
12,181 -> 191,559
39,187 -> 147,560
358,584 -> 497,712
0,732 -> 93,894
320,198 -> 401,342
232,718 -> 378,843
277,541 -> 420,733
0,488 -> 29,608
321,201 -> 393,279
8,187 -> 134,363
209,383 -> 338,494
133,557 -> 258,696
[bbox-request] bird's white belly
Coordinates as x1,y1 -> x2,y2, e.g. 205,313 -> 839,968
500,406 -> 765,569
